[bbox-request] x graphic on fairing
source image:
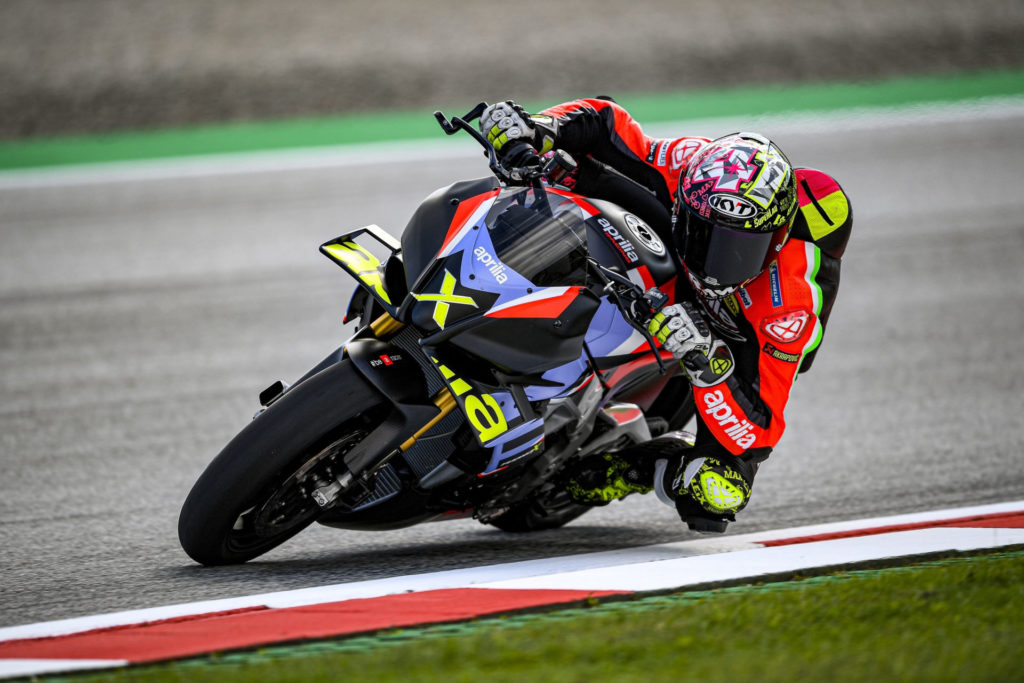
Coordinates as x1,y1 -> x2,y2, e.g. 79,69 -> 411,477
411,269 -> 478,329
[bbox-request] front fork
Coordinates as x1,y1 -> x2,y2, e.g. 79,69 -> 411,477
311,312 -> 461,509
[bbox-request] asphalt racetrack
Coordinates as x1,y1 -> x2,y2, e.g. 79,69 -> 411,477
1,106 -> 1023,628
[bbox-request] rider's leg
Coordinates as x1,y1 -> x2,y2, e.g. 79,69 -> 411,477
563,430 -> 694,505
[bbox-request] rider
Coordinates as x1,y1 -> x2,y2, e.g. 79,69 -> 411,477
479,99 -> 852,533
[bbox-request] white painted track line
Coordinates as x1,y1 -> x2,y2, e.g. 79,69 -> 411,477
1,500 -> 1020,643
477,527 -> 1024,593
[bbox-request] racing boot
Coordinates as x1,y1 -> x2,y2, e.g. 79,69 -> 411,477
564,431 -> 694,505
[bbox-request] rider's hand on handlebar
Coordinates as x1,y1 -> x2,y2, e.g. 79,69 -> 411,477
648,303 -> 712,358
648,303 -> 736,387
481,101 -> 537,154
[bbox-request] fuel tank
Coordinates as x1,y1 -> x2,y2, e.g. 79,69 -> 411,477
585,198 -> 678,286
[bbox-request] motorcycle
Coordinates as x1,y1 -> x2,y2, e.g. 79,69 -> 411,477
178,104 -> 695,565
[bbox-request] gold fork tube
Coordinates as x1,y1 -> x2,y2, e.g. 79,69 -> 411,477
399,389 -> 458,453
370,312 -> 405,338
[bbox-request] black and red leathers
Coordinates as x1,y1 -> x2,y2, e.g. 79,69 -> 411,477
537,98 -> 852,472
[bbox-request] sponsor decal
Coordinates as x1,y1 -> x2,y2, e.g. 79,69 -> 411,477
657,140 -> 670,167
768,261 -> 783,307
646,141 -> 658,164
369,353 -> 403,367
737,287 -> 753,309
598,217 -> 639,263
710,357 -> 733,375
762,309 -> 809,344
709,193 -> 758,219
702,389 -> 757,450
745,204 -> 778,229
623,214 -> 665,255
762,341 -> 800,363
724,295 -> 740,316
473,245 -> 508,284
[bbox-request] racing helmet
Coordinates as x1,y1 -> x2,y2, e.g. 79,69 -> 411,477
673,133 -> 798,299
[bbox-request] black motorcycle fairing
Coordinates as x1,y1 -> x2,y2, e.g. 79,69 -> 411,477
401,177 -> 500,290
342,338 -> 445,477
446,288 -> 602,376
347,338 -> 431,406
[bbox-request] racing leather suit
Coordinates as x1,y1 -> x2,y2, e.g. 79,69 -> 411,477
538,97 -> 853,474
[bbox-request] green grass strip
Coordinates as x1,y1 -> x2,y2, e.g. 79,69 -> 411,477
51,550 -> 1024,683
2,68 -> 1023,171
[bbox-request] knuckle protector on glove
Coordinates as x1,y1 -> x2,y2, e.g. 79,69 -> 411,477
480,100 -> 535,152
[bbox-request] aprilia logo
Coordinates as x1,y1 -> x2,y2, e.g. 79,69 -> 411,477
598,218 -> 638,263
703,390 -> 756,450
473,246 -> 508,284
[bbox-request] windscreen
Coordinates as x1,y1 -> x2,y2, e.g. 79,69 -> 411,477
485,188 -> 590,288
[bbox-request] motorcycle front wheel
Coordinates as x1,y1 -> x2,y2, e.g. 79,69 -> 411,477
177,359 -> 387,565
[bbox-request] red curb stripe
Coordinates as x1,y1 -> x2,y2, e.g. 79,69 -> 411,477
944,512 -> 1024,529
0,588 -> 626,664
761,510 -> 1024,547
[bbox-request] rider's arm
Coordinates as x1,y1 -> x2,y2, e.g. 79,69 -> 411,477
539,98 -> 707,209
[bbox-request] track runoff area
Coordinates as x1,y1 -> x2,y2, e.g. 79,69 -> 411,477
1,71 -> 1021,678
0,502 -> 1022,678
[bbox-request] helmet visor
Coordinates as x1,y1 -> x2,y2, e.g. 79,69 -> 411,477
681,211 -> 785,287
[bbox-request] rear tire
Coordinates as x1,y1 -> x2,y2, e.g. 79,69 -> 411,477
178,359 -> 386,565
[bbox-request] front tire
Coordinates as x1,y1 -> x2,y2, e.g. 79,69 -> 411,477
178,359 -> 386,565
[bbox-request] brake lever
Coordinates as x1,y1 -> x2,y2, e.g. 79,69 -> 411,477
590,261 -> 669,374
435,105 -> 545,187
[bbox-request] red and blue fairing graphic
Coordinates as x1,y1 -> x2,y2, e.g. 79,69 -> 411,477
409,185 -> 677,474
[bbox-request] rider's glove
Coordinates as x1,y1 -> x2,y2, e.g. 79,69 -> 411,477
668,454 -> 754,534
480,101 -> 558,156
647,302 -> 735,387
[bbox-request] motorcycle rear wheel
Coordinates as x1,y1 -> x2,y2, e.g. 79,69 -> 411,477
178,359 -> 386,565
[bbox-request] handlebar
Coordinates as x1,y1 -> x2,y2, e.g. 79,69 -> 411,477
588,260 -> 670,374
434,104 -> 545,186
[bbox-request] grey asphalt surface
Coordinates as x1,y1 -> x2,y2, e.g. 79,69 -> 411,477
1,109 -> 1023,628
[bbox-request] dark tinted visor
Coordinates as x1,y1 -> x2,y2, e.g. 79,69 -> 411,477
681,211 -> 783,287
